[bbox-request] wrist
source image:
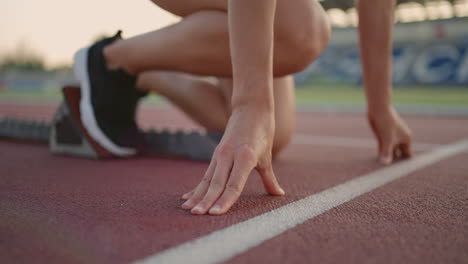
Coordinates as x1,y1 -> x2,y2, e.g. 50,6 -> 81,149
365,89 -> 393,118
367,104 -> 394,119
231,82 -> 274,112
232,100 -> 274,114
232,101 -> 274,118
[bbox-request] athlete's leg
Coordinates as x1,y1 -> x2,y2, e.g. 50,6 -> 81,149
137,71 -> 229,131
73,0 -> 328,157
104,0 -> 330,77
137,72 -> 295,157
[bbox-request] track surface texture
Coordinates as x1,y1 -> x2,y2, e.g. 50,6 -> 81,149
1,101 -> 467,264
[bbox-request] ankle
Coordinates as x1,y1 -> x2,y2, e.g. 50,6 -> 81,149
103,41 -> 136,76
135,73 -> 154,93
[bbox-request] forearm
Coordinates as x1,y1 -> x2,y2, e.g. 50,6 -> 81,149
228,0 -> 276,111
357,0 -> 396,115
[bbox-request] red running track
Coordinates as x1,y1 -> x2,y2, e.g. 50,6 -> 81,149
1,102 -> 467,264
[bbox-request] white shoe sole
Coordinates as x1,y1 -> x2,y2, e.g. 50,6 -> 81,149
73,47 -> 136,157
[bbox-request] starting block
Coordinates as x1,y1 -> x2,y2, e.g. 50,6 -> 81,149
0,86 -> 222,161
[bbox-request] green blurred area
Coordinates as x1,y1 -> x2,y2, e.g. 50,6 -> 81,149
296,83 -> 468,106
1,84 -> 467,108
0,89 -> 62,102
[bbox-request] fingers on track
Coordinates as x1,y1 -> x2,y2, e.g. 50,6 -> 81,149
208,147 -> 257,215
181,160 -> 217,209
191,158 -> 233,214
259,164 -> 285,196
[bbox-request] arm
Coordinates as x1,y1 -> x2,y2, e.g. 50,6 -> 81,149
357,0 -> 394,114
230,0 -> 276,110
181,0 -> 284,215
357,0 -> 413,164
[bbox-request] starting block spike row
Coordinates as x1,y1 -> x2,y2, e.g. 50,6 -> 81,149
0,118 -> 51,142
0,85 -> 222,161
49,101 -> 99,159
144,129 -> 221,161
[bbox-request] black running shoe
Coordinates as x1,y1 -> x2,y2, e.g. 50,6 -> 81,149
73,30 -> 147,157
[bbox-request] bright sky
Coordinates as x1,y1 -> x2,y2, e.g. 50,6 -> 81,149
0,0 -> 179,67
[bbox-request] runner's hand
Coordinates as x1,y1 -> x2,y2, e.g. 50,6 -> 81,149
368,106 -> 413,165
181,105 -> 285,215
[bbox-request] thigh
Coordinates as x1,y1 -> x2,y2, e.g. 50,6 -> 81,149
150,0 -> 328,76
150,0 -> 326,29
149,0 -> 227,17
271,76 -> 296,156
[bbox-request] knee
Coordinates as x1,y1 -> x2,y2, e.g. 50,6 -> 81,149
272,125 -> 294,159
274,0 -> 331,75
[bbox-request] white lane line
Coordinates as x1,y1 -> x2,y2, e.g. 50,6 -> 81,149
293,134 -> 440,151
133,139 -> 468,264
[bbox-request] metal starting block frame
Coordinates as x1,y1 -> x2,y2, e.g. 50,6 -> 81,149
0,86 -> 222,161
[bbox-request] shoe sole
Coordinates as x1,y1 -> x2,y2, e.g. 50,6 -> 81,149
73,47 -> 137,157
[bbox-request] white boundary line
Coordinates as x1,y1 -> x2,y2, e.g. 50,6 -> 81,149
133,139 -> 468,264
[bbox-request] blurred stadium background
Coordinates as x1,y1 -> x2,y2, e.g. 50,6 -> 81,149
1,0 -> 467,113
